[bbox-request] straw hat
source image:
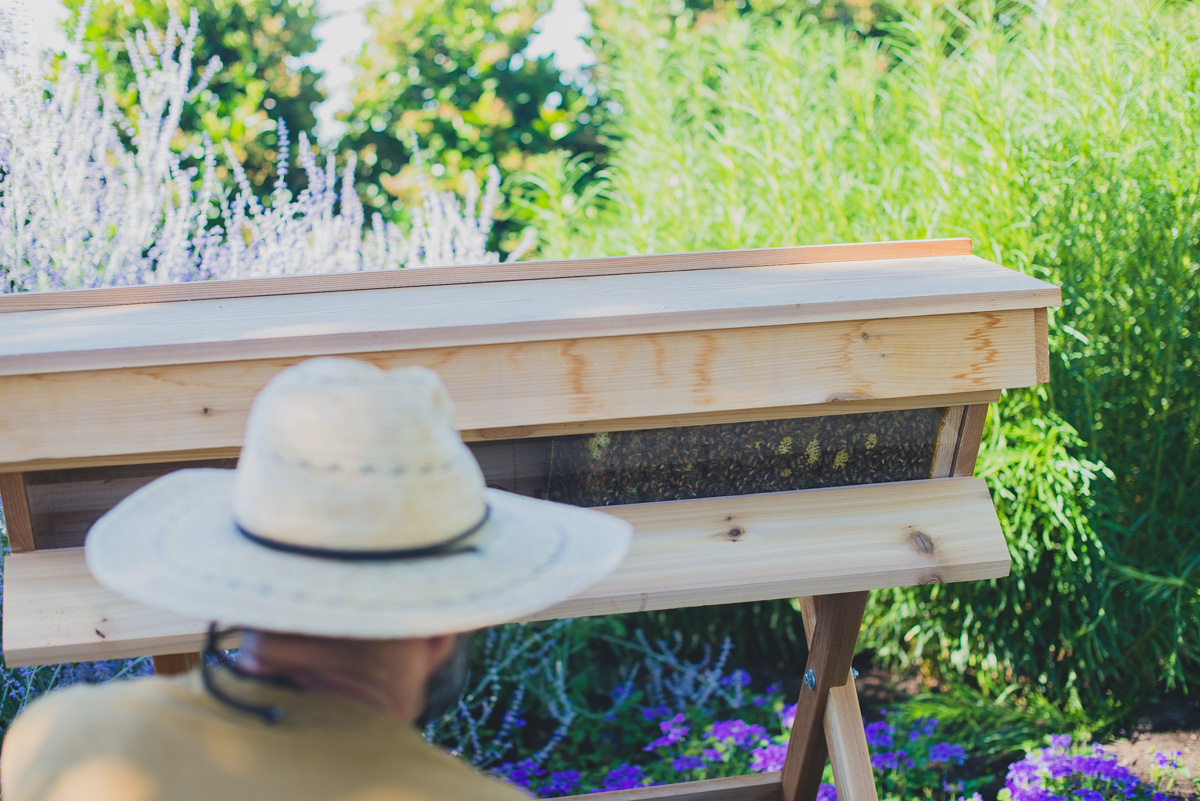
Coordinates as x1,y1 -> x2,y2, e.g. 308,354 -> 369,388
85,358 -> 633,638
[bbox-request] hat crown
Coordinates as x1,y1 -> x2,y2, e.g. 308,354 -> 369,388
232,358 -> 487,553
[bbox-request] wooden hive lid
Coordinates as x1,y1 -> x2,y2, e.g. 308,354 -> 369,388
0,239 -> 1059,377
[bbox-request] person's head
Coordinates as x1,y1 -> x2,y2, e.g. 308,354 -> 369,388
237,629 -> 472,725
87,358 -> 632,722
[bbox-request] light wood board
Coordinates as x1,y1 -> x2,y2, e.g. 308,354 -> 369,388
2,478 -> 1009,666
0,472 -> 35,552
561,772 -> 782,801
1,391 -> 999,474
0,255 -> 1060,377
952,404 -> 991,477
0,239 -> 973,314
0,311 -> 1040,467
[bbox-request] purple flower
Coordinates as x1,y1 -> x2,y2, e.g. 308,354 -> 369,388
602,764 -> 647,791
750,743 -> 789,772
870,750 -> 911,771
817,784 -> 838,801
672,755 -> 705,771
641,705 -> 672,722
1050,734 -> 1073,751
1075,791 -> 1104,801
707,719 -> 770,748
721,669 -> 752,688
702,748 -> 724,763
495,759 -> 545,789
1151,750 -> 1181,770
929,743 -> 967,765
865,721 -> 894,749
779,703 -> 797,730
765,682 -> 783,695
645,714 -> 690,751
545,771 -> 582,796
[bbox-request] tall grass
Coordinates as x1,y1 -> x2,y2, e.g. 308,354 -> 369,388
522,0 -> 1200,715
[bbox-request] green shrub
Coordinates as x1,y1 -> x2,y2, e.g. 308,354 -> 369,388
522,0 -> 1200,715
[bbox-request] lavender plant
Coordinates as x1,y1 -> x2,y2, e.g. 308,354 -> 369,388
426,621 -> 578,771
0,7 -> 527,294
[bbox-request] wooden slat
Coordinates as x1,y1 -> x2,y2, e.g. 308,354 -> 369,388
0,472 -> 36,552
0,478 -> 1008,666
825,683 -> 877,801
0,239 -> 972,314
951,404 -> 991,477
797,597 -> 878,801
23,460 -> 237,550
1034,307 -> 1050,385
0,311 -> 1041,467
929,406 -> 965,479
781,592 -> 869,801
562,772 -> 782,801
0,256 -> 1061,377
0,391 -> 1000,474
152,653 -> 201,676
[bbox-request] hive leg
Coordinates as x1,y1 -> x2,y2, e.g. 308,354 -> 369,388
152,652 -> 202,676
780,591 -> 871,801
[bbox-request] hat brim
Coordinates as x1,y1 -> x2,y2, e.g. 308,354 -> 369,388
85,469 -> 633,638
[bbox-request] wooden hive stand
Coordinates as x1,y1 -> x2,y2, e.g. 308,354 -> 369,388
0,239 -> 1059,801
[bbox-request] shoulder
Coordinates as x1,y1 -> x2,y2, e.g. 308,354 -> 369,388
1,677 -> 190,800
392,732 -> 532,801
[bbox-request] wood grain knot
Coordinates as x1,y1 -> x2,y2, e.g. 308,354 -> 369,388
200,407 -> 213,416
909,530 -> 935,554
920,574 -> 943,585
725,527 -> 745,540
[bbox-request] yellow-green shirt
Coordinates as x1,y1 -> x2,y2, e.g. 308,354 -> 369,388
1,669 -> 531,801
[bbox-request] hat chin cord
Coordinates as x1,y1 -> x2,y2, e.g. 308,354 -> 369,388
201,622 -> 287,725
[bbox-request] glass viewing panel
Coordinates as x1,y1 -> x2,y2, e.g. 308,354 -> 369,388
474,407 -> 948,506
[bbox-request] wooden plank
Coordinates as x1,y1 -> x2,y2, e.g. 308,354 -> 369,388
0,473 -> 36,552
0,311 -> 1041,467
797,597 -> 878,801
825,683 -> 877,801
929,406 -> 965,479
1,478 -> 1011,666
23,460 -> 237,550
0,256 -> 1061,377
561,772 -> 782,801
1034,307 -> 1050,384
0,239 -> 973,314
951,404 -> 991,478
152,653 -> 201,676
0,391 -> 1001,473
781,592 -> 869,801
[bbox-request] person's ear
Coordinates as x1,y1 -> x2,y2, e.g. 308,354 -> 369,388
424,634 -> 459,671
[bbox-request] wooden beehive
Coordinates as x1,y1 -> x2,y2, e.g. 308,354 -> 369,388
0,238 -> 1059,801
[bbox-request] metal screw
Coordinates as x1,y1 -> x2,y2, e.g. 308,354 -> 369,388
804,669 -> 815,690
852,668 -> 859,679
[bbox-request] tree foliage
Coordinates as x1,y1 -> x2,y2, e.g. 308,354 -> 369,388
338,0 -> 607,251
64,0 -> 325,194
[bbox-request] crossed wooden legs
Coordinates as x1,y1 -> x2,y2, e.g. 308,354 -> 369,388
781,591 -> 877,801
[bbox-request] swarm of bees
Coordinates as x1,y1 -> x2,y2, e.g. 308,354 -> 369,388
544,408 -> 946,507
